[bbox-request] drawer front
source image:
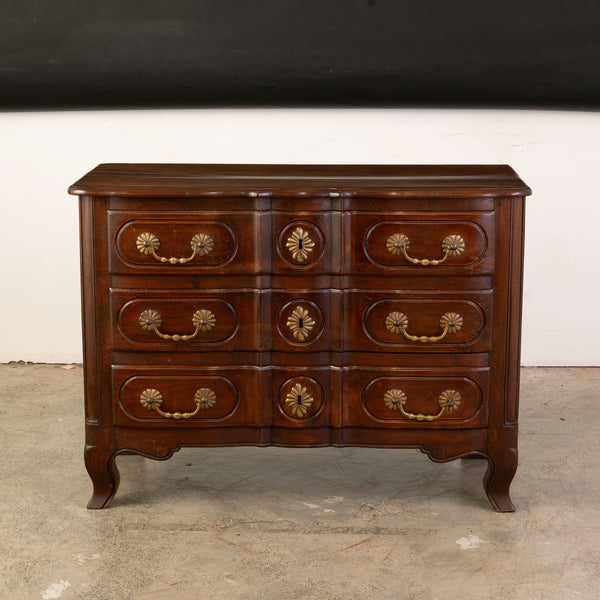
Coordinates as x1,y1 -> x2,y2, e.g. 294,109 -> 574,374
111,289 -> 260,351
112,366 -> 260,427
348,212 -> 495,275
268,290 -> 341,351
344,290 -> 492,352
270,367 -> 334,429
108,211 -> 259,274
271,212 -> 338,274
343,368 -> 489,429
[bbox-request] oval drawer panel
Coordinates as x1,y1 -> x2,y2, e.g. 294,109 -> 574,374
346,291 -> 492,352
111,367 -> 261,427
366,220 -> 487,267
108,211 -> 260,274
362,376 -> 484,426
111,290 -> 260,351
118,219 -> 235,265
348,212 -> 495,275
120,375 -> 239,423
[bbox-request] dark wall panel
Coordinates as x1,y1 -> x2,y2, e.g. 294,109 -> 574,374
1,0 -> 599,110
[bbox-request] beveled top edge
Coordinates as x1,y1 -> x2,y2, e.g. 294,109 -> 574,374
68,163 -> 531,197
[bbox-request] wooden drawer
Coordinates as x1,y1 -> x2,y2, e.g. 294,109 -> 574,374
347,211 -> 495,275
270,367 -> 334,435
270,212 -> 339,274
344,290 -> 492,352
267,290 -> 341,351
343,367 -> 489,429
112,366 -> 260,427
111,289 -> 260,351
108,211 -> 260,274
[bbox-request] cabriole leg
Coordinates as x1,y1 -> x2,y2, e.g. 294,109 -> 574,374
483,447 -> 518,512
84,444 -> 120,509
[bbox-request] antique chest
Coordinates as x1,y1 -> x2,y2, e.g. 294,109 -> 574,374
69,164 -> 530,511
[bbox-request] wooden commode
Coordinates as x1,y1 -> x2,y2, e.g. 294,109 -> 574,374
69,164 -> 530,511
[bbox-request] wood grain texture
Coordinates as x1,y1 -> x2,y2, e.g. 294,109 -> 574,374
71,164 -> 530,511
352,211 -> 495,275
69,164 -> 531,197
109,211 -> 260,274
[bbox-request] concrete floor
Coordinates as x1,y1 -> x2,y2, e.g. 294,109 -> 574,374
0,365 -> 599,600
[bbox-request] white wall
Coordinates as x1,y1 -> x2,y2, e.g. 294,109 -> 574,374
0,108 -> 598,365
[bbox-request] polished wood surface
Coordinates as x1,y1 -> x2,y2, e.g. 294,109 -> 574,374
71,164 -> 530,512
69,163 -> 531,197
112,366 -> 260,428
111,289 -> 260,351
109,211 -> 258,273
353,210 -> 495,274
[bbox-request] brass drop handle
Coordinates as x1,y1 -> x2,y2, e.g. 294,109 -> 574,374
384,389 -> 461,421
140,387 -> 217,419
386,233 -> 465,265
139,309 -> 216,341
385,311 -> 463,343
136,232 -> 214,264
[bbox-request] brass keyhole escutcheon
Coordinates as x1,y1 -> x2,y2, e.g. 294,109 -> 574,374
284,383 -> 314,418
285,226 -> 315,262
286,305 -> 315,342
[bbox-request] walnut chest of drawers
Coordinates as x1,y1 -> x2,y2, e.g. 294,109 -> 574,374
69,164 -> 531,511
